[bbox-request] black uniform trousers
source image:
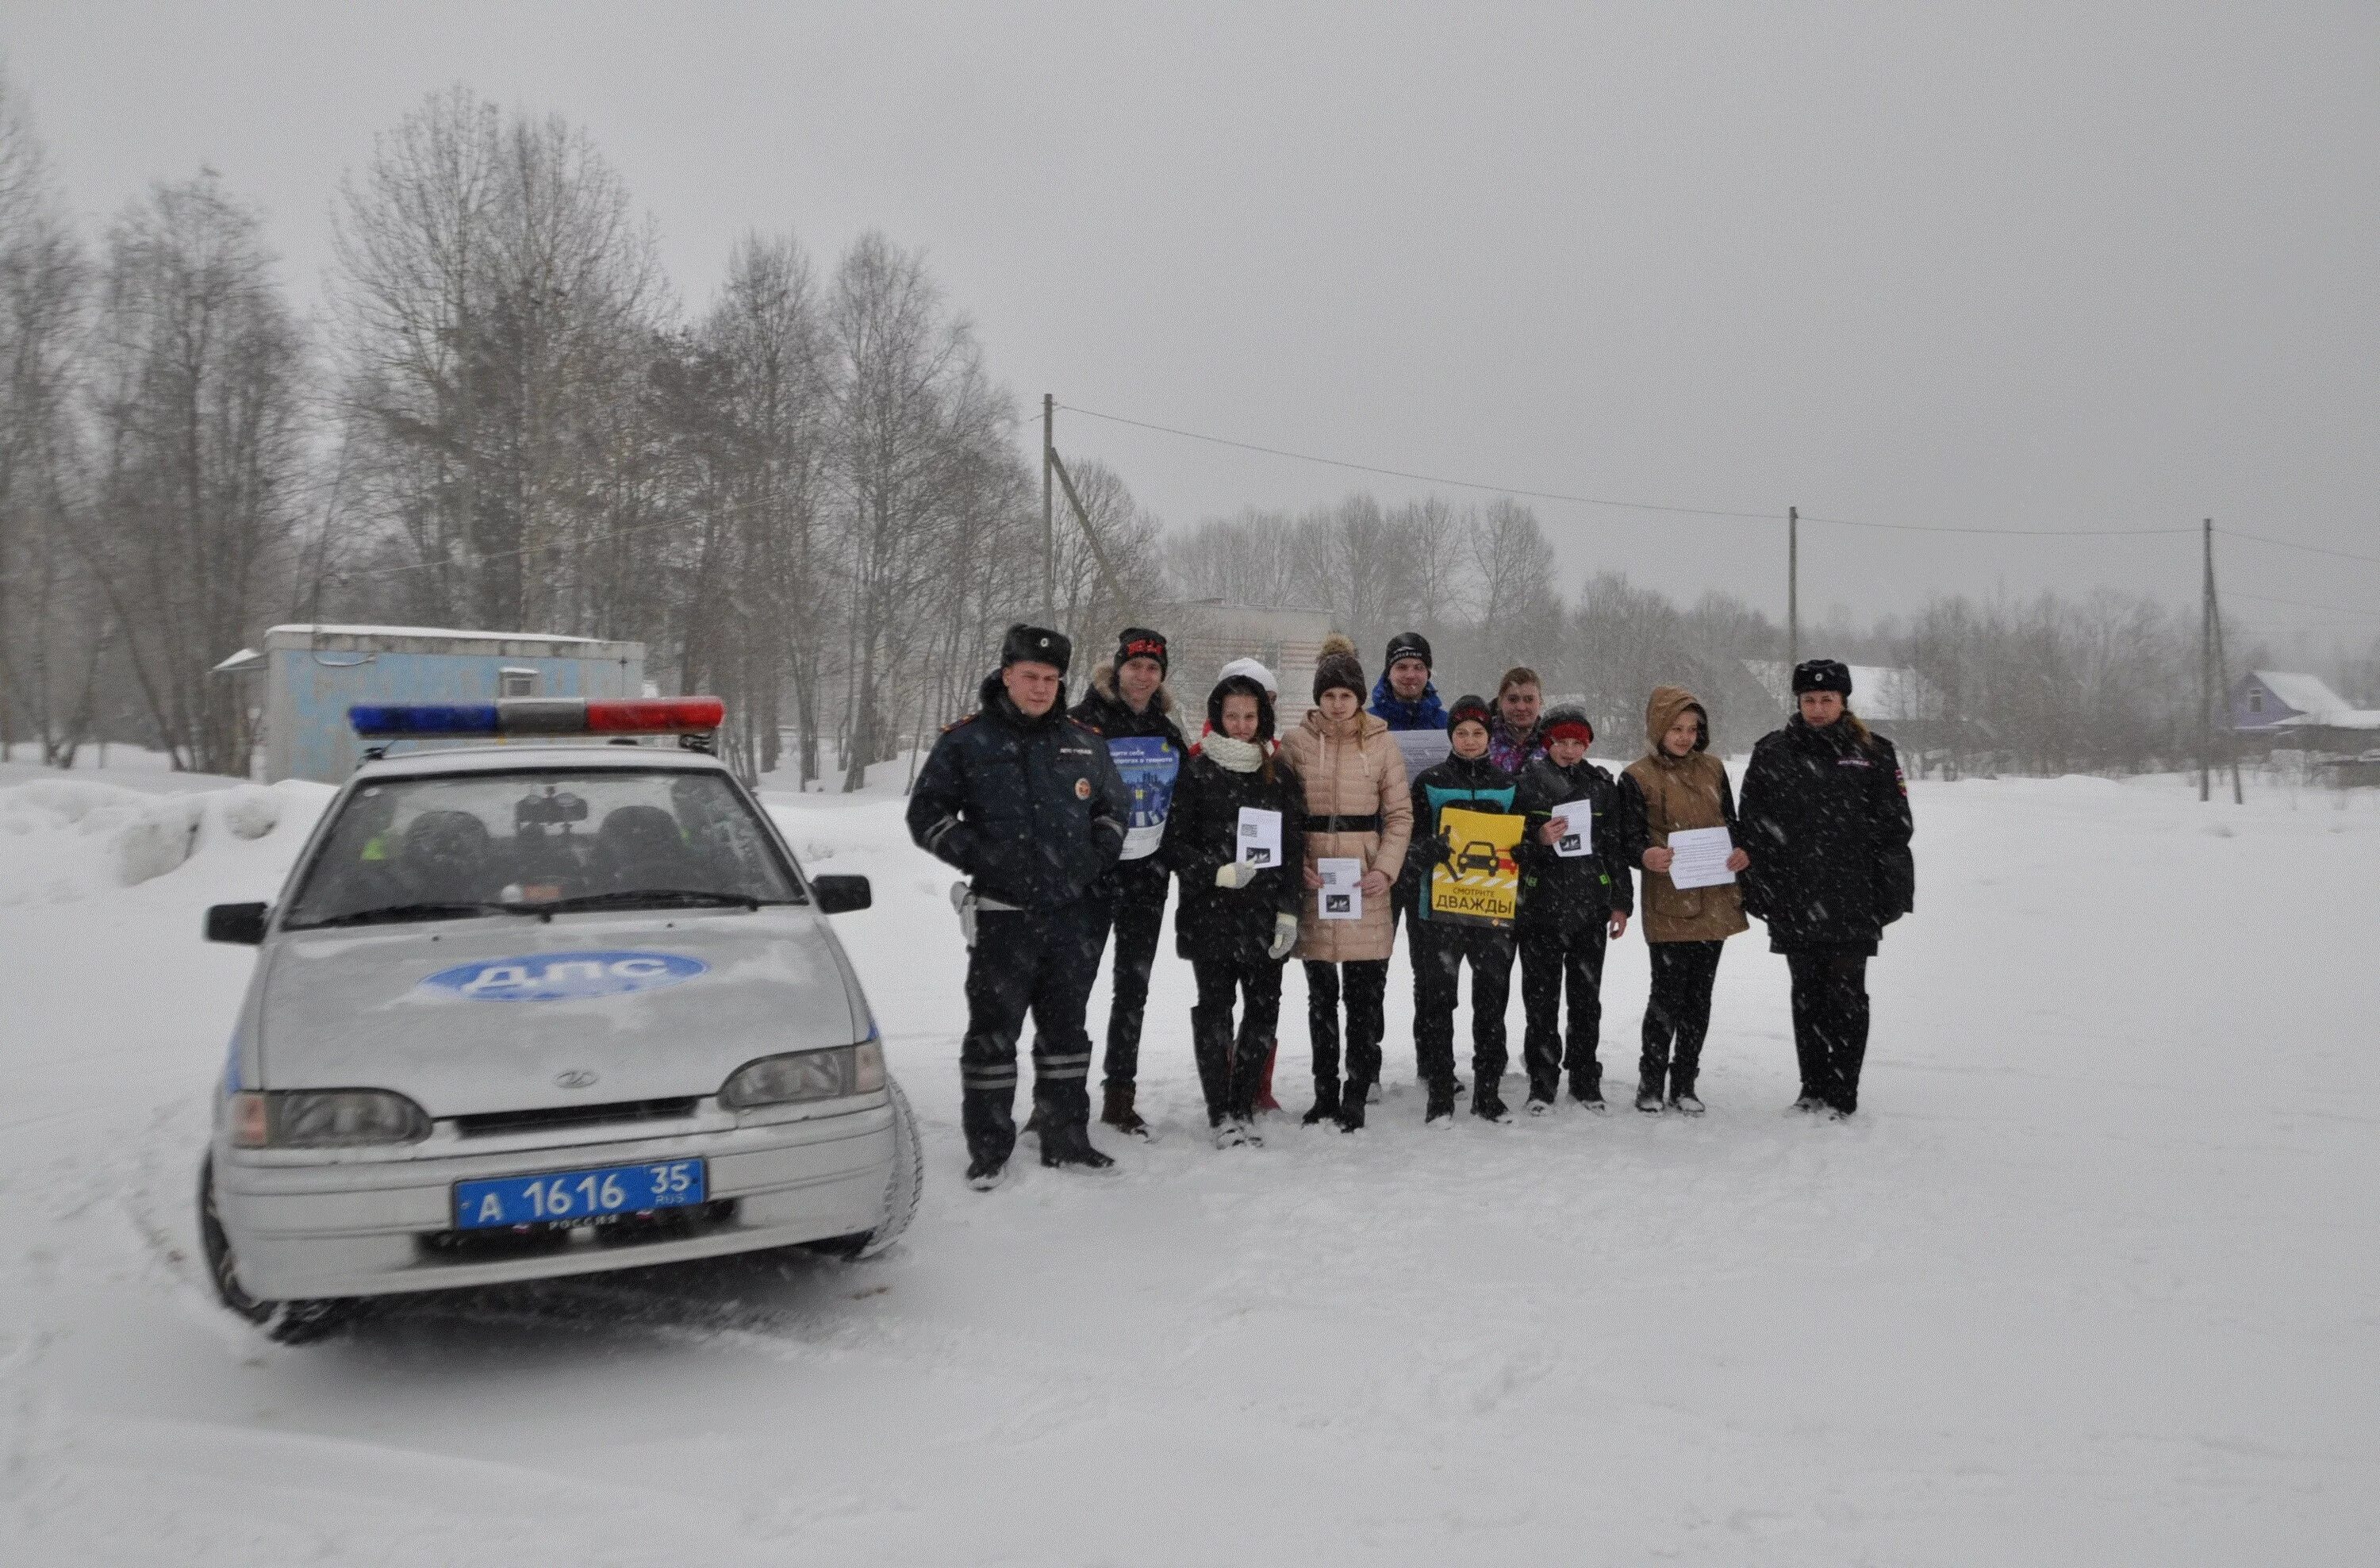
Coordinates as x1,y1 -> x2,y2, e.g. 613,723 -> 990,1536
1190,959 -> 1284,1124
1093,868 -> 1169,1088
1518,920 -> 1608,1101
1411,920 -> 1515,1090
1641,940 -> 1724,1097
960,899 -> 1107,1164
1303,959 -> 1388,1092
1786,947 -> 1871,1112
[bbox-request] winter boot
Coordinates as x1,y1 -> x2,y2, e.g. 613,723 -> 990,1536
1253,1041 -> 1282,1114
965,1155 -> 1008,1192
1101,1082 -> 1153,1141
1038,1118 -> 1117,1172
1526,1095 -> 1554,1117
1668,1086 -> 1705,1116
1210,1116 -> 1249,1150
1301,1078 -> 1342,1127
1789,1093 -> 1829,1115
1424,1078 -> 1457,1126
1472,1081 -> 1511,1124
1335,1081 -> 1370,1132
1634,1084 -> 1664,1114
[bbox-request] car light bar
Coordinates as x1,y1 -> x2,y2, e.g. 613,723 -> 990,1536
349,698 -> 726,739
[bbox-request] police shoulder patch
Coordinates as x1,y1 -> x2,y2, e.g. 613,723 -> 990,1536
942,714 -> 975,732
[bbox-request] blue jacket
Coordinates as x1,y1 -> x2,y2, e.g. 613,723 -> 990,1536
1368,673 -> 1448,732
908,673 -> 1133,910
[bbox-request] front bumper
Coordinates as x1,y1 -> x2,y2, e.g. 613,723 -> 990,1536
213,1098 -> 893,1301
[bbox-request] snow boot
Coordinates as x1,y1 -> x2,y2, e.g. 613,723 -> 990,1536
1570,1074 -> 1609,1114
965,1155 -> 1008,1192
1253,1041 -> 1282,1114
1210,1117 -> 1249,1150
1825,1105 -> 1856,1123
1302,1078 -> 1342,1127
1038,1119 -> 1117,1172
1634,1085 -> 1664,1114
1668,1089 -> 1705,1116
1423,1076 -> 1457,1125
1472,1082 -> 1511,1124
1789,1093 -> 1828,1115
1365,1080 -> 1384,1105
1335,1081 -> 1371,1132
1101,1082 -> 1153,1141
1526,1096 -> 1554,1117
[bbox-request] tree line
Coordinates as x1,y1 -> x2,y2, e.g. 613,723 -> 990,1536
3,75 -> 2363,785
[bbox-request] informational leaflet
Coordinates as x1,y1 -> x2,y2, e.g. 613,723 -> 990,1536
1235,806 -> 1283,870
1318,857 -> 1365,920
1552,799 -> 1595,858
1426,805 -> 1525,928
1107,736 -> 1181,861
1390,728 -> 1451,781
1666,826 -> 1737,890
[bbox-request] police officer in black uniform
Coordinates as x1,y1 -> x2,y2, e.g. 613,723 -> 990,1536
909,625 -> 1134,1189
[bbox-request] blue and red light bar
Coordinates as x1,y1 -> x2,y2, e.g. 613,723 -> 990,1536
349,697 -> 725,740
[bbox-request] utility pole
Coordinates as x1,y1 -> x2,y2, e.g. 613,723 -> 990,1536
1787,505 -> 1799,669
2199,517 -> 2213,803
1041,394 -> 1055,624
2204,518 -> 2244,804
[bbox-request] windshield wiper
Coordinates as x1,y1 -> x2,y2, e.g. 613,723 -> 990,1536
518,889 -> 791,914
296,901 -> 520,929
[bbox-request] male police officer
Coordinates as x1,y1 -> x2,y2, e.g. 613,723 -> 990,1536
908,625 -> 1134,1189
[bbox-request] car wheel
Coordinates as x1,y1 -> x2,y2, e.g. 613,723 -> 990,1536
804,1076 -> 924,1260
197,1154 -> 352,1344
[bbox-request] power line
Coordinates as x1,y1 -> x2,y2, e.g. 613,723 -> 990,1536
2215,527 -> 2380,568
1800,511 -> 2190,539
2226,589 -> 2380,621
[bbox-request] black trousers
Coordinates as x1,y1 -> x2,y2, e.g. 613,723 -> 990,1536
1641,940 -> 1724,1097
1304,959 -> 1388,1090
1786,947 -> 1871,1112
1518,920 -> 1608,1101
1190,959 -> 1284,1123
1094,876 -> 1169,1088
960,900 -> 1107,1163
1411,921 -> 1515,1090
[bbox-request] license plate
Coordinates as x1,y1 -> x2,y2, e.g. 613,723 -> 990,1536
453,1159 -> 707,1231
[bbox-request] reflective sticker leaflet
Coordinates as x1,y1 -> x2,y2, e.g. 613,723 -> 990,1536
1107,737 -> 1181,861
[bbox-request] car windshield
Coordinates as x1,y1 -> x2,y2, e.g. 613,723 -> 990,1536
283,768 -> 802,929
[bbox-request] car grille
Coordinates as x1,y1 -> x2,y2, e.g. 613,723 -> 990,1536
451,1097 -> 701,1138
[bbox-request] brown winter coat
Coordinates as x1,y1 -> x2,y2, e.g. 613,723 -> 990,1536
1279,707 -> 1413,962
1621,685 -> 1749,944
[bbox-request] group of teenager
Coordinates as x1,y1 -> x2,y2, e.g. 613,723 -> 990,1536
908,621 -> 1916,1190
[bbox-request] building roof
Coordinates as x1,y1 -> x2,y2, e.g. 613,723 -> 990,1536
2247,670 -> 2353,720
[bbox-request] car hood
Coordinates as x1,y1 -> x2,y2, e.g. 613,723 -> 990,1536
255,908 -> 865,1116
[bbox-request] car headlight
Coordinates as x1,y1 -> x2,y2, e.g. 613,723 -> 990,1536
720,1039 -> 885,1109
228,1089 -> 432,1148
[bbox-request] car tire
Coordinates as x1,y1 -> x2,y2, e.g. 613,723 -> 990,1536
804,1075 -> 923,1260
197,1154 -> 353,1345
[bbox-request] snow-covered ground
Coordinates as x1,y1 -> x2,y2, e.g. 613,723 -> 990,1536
1,762 -> 2373,1565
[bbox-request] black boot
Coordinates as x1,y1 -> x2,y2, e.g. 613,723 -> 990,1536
1100,1082 -> 1152,1140
1424,1077 -> 1457,1125
1038,1116 -> 1116,1171
1334,1080 -> 1369,1132
1301,1078 -> 1342,1126
1472,1077 -> 1511,1123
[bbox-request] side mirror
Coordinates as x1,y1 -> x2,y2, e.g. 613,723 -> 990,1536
205,902 -> 270,945
812,875 -> 871,915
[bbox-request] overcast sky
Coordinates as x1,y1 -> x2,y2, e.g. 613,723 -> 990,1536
7,1 -> 2375,652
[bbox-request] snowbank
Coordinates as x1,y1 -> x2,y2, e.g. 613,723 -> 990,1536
0,776 -> 329,905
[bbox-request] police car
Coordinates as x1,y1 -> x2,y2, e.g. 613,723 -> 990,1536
198,698 -> 920,1342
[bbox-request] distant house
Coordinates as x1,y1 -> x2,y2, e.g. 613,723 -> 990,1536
2232,671 -> 2380,751
213,625 -> 646,782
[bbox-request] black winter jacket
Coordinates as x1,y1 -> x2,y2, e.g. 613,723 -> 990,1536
1737,715 -> 1915,953
907,673 -> 1132,910
1069,667 -> 1191,902
1157,751 -> 1307,964
1512,754 -> 1636,930
1407,751 -> 1521,919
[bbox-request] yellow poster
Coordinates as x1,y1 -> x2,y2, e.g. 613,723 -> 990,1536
1426,805 -> 1525,928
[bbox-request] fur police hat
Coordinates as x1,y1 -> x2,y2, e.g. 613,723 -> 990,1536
1311,632 -> 1366,703
1383,631 -> 1434,671
1001,624 -> 1073,675
1791,658 -> 1852,697
1114,627 -> 1168,675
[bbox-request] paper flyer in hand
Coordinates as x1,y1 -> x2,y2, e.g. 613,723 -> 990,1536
1235,806 -> 1283,870
1666,825 -> 1737,890
1107,737 -> 1180,861
1552,799 -> 1594,858
1318,857 -> 1365,920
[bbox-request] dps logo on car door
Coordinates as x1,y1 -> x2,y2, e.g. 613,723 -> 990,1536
418,951 -> 709,1002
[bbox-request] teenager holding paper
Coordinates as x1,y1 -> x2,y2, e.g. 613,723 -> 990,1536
1280,634 -> 1412,1132
1408,695 -> 1524,1123
1616,686 -> 1751,1115
1157,673 -> 1305,1147
1512,705 -> 1634,1114
1738,660 -> 1915,1120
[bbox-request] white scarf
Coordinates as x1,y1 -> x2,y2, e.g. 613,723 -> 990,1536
1203,734 -> 1265,774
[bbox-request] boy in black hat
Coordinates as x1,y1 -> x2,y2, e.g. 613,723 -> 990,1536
1511,705 -> 1634,1113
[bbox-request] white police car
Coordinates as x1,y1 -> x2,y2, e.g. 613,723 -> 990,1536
198,697 -> 919,1341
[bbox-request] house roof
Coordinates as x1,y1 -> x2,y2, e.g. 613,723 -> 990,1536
2248,670 -> 2353,720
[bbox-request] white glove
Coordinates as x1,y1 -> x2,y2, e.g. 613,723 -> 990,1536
1215,860 -> 1259,890
1267,912 -> 1299,960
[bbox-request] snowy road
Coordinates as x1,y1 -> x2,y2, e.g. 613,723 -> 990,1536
2,767 -> 2374,1564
